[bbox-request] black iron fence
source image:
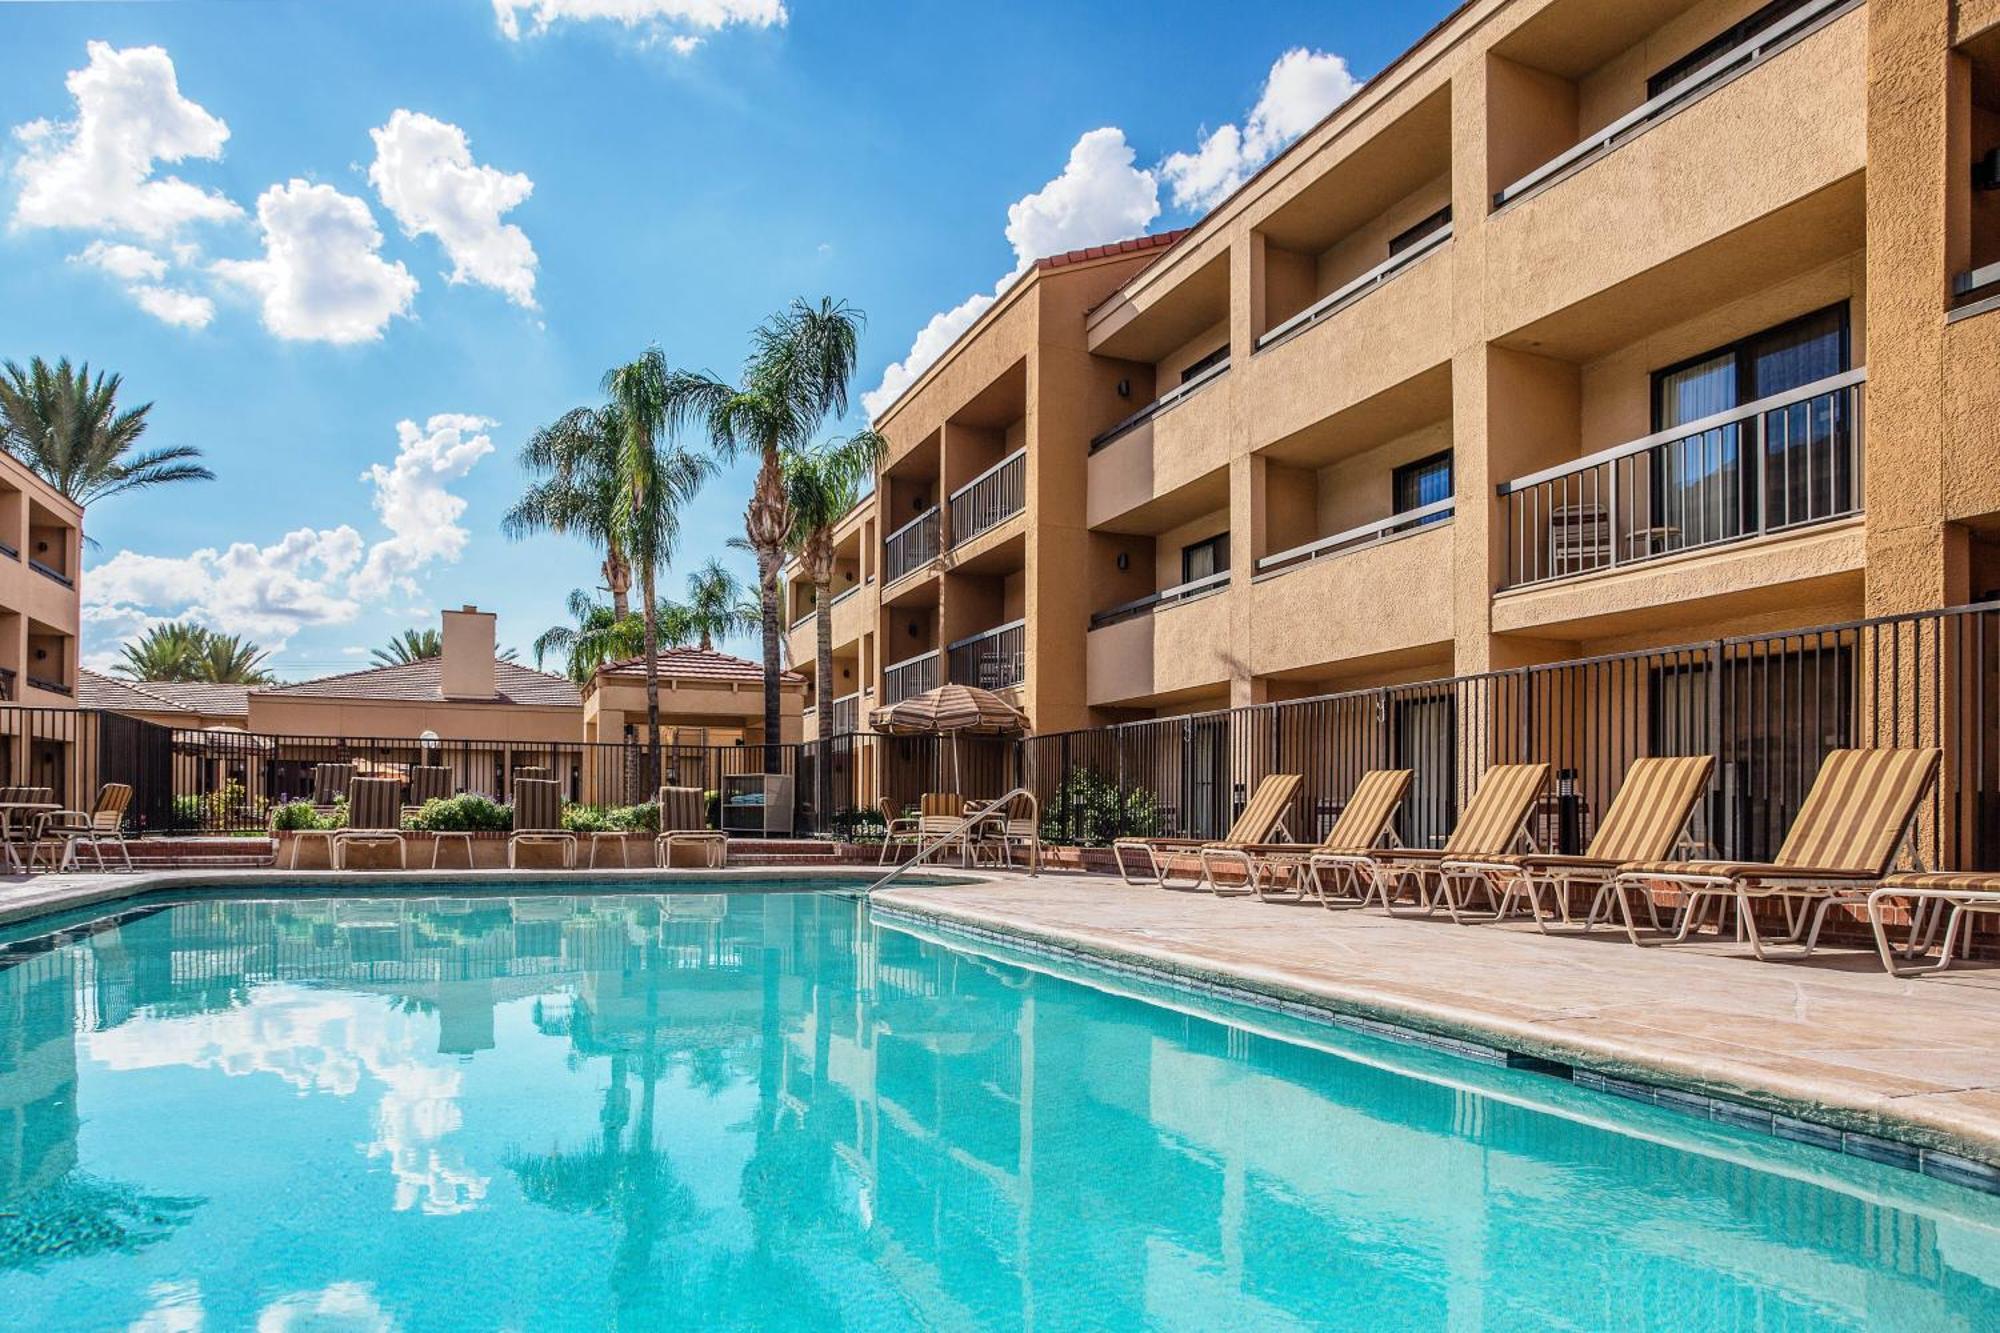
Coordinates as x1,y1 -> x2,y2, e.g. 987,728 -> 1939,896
19,602 -> 2000,860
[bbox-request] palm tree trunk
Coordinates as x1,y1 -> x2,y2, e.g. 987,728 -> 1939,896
760,572 -> 781,773
748,449 -> 788,775
815,576 -> 835,826
640,560 -> 662,793
604,547 -> 631,621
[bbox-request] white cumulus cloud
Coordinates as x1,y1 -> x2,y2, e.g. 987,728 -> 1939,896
1161,48 -> 1360,210
492,0 -> 785,42
75,239 -> 165,281
350,414 -> 496,600
130,284 -> 215,329
212,180 -> 418,343
863,127 -> 1160,420
368,110 -> 538,309
71,240 -> 216,329
9,41 -> 242,239
83,414 -> 494,655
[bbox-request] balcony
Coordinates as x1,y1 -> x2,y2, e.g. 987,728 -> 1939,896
1492,0 -> 1861,210
0,667 -> 13,701
1089,358 -> 1229,454
1086,580 -> 1233,709
1088,572 -> 1230,630
27,673 -> 69,697
1497,369 -> 1863,590
29,557 -> 71,588
883,649 -> 940,706
1256,499 -> 1454,578
946,620 -> 1025,691
1954,261 -> 2000,319
830,691 -> 861,737
884,507 -> 940,585
1256,225 -> 1451,355
947,449 -> 1025,548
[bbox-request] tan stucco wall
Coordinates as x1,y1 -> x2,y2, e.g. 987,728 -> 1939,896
0,453 -> 82,704
247,694 -> 582,742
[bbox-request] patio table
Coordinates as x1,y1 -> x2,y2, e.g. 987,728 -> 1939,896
0,801 -> 60,873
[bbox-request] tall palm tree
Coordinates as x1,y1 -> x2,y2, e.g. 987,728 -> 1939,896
114,621 -> 274,684
372,627 -> 518,667
502,403 -> 635,619
661,298 -> 867,763
0,357 -> 213,510
681,558 -> 757,653
534,589 -> 693,684
604,348 -> 716,788
784,436 -> 888,792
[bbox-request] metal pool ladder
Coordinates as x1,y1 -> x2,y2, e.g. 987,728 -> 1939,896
868,787 -> 1037,894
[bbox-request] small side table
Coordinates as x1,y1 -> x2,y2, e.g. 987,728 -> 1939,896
585,832 -> 634,868
430,832 -> 475,869
289,828 -> 339,870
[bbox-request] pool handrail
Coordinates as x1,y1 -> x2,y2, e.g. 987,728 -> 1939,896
869,787 -> 1038,893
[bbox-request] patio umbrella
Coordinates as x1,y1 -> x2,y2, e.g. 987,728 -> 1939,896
868,683 -> 1029,793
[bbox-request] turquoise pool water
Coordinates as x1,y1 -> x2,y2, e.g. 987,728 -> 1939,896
0,890 -> 1996,1330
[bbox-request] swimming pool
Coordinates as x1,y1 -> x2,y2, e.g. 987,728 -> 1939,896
0,888 -> 1995,1330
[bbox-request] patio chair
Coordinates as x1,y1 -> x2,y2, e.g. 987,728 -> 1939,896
877,797 -> 920,865
509,778 -> 576,869
1439,756 -> 1715,937
0,786 -> 55,874
332,778 -> 408,870
915,792 -> 970,865
1611,748 -> 1941,958
32,783 -> 136,872
1199,769 -> 1411,900
1866,872 -> 2000,976
653,785 -> 728,868
969,790 -> 1041,874
1113,774 -> 1303,888
1331,764 -> 1548,918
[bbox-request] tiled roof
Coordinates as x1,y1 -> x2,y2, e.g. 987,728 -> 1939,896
257,657 -> 582,707
597,647 -> 804,686
1032,227 -> 1190,272
77,670 -> 251,719
138,681 -> 251,718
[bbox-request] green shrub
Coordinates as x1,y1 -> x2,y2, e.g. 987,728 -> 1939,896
562,801 -> 660,834
829,809 -> 888,844
173,779 -> 269,832
405,794 -> 512,833
1039,769 -> 1162,847
270,800 -> 336,832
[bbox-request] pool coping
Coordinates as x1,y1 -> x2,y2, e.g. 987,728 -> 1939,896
866,890 -> 2000,1195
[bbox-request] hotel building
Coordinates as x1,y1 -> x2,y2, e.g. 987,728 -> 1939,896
788,0 -> 2000,746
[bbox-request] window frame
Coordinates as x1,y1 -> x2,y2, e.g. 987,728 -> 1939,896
1392,449 -> 1455,517
1646,0 -> 1819,100
1180,533 -> 1231,585
1387,205 -> 1453,259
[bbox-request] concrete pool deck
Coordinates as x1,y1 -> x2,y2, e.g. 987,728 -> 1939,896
3,862 -> 1998,1179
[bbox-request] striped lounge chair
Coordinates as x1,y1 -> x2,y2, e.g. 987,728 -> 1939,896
1113,774 -> 1303,888
1613,748 -> 1941,959
33,782 -> 136,872
404,764 -> 453,816
1866,871 -> 2000,976
508,778 -> 576,869
655,785 -> 727,868
286,762 -> 358,870
332,778 -> 407,870
1440,755 -> 1715,938
1335,764 -> 1549,918
1197,769 -> 1412,901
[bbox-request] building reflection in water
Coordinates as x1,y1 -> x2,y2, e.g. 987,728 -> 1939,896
0,891 -> 1995,1328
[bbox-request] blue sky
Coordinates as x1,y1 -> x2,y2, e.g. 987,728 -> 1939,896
0,0 -> 1453,679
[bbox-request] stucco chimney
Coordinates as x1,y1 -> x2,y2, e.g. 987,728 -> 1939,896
439,606 -> 497,699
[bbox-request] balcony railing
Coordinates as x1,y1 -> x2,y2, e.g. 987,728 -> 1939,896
1089,571 -> 1231,630
830,583 -> 862,607
791,607 -> 817,630
830,691 -> 862,737
27,673 -> 69,696
946,620 -> 1025,691
1256,223 -> 1452,353
1255,498 -> 1455,578
29,558 -> 72,587
947,449 -> 1026,547
1952,260 -> 2000,317
1492,0 -> 1859,209
1497,368 -> 1864,590
883,649 -> 940,706
0,540 -> 17,560
884,507 -> 940,584
1089,357 -> 1230,452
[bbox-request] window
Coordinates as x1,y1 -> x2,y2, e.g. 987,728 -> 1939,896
1647,0 -> 1818,100
1181,534 -> 1229,584
1393,451 -> 1453,519
1388,206 -> 1452,258
1180,345 -> 1229,385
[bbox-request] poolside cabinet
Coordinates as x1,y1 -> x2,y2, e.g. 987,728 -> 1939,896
721,773 -> 794,836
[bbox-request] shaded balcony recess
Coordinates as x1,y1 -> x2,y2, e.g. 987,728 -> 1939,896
29,558 -> 71,588
1953,260 -> 2000,313
947,619 -> 1025,691
947,449 -> 1026,547
830,584 -> 862,607
1493,0 -> 1860,210
0,667 -> 13,701
1496,368 -> 1863,590
1256,224 -> 1453,353
0,541 -> 16,560
884,507 -> 941,584
791,607 -> 817,630
27,674 -> 69,696
1255,498 -> 1455,578
830,691 -> 862,736
1089,358 -> 1230,452
1089,571 -> 1231,630
882,648 -> 941,705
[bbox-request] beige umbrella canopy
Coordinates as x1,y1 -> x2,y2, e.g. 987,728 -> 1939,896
869,684 -> 1029,792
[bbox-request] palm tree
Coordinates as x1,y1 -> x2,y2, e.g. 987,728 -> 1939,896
373,627 -> 518,667
604,348 -> 716,788
0,357 -> 213,510
785,432 -> 886,738
503,403 -> 635,619
534,589 -> 694,684
114,621 -> 274,684
681,558 -> 757,653
661,298 -> 867,763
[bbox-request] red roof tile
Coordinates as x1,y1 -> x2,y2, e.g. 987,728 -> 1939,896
257,657 -> 581,707
1032,227 -> 1191,272
596,647 -> 804,686
78,670 -> 250,719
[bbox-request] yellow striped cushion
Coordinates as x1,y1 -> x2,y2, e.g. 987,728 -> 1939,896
920,792 -> 964,819
1586,756 -> 1714,862
656,786 -> 708,832
1321,769 -> 1412,851
1226,774 -> 1303,844
1442,764 -> 1547,856
1775,749 -> 1941,873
